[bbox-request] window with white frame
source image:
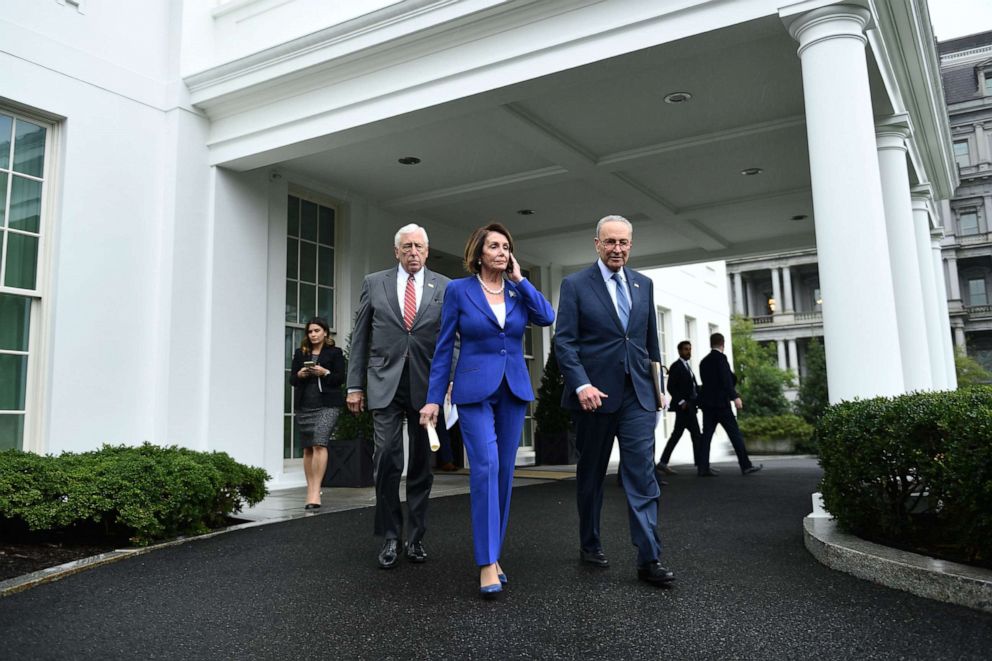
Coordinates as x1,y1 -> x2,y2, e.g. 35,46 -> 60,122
968,277 -> 988,307
958,209 -> 980,236
656,306 -> 669,367
984,72 -> 992,96
954,140 -> 971,169
0,110 -> 50,450
284,192 -> 337,460
684,315 -> 696,349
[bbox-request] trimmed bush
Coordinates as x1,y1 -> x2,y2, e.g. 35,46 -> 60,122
0,443 -> 269,546
738,414 -> 813,443
817,387 -> 992,567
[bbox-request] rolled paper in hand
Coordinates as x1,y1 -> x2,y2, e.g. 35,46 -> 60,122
426,422 -> 440,452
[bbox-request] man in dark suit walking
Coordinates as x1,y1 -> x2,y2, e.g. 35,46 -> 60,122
656,340 -> 703,475
555,215 -> 674,586
346,224 -> 451,569
697,332 -> 762,477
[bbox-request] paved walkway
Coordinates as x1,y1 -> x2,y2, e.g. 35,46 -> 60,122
1,457 -> 989,659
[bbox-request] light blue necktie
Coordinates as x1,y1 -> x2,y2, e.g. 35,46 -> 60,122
612,272 -> 630,330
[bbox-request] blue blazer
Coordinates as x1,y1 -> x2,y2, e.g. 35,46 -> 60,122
427,276 -> 555,405
697,349 -> 740,410
555,263 -> 662,413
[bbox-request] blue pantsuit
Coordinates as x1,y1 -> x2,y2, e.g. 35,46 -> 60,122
427,276 -> 555,566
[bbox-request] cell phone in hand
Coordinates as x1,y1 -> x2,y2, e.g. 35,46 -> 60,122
303,361 -> 316,368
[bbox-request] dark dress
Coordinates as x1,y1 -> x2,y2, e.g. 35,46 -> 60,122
289,345 -> 345,448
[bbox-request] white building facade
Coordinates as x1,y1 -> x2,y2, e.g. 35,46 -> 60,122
0,0 -> 957,486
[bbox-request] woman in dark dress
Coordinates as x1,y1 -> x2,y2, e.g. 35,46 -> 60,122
289,317 -> 345,509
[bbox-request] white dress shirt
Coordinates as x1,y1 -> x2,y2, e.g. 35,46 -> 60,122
397,265 -> 425,312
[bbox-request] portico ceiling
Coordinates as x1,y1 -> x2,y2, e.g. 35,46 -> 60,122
215,10 -> 917,270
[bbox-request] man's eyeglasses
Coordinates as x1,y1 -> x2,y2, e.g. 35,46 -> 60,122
599,238 -> 631,249
399,242 -> 427,253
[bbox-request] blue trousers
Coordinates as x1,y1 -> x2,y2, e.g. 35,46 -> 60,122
574,379 -> 661,566
457,379 -> 528,566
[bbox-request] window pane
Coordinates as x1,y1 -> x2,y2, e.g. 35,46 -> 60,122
318,246 -> 333,285
13,120 -> 46,178
0,172 -> 6,228
284,415 -> 292,459
300,200 -> 318,242
959,212 -> 979,236
319,206 -> 335,246
986,74 -> 992,94
284,379 -> 292,415
968,279 -> 988,306
9,175 -> 42,233
286,238 -> 298,279
954,141 -> 970,167
318,286 -> 333,325
293,423 -> 303,459
5,232 -> 39,290
0,294 -> 31,351
299,241 -> 317,283
0,115 -> 11,170
0,414 -> 24,450
285,327 -> 296,369
0,353 -> 27,410
285,281 -> 298,323
287,196 -> 300,237
300,283 -> 316,319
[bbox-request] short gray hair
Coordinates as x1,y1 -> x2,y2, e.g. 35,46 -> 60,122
595,214 -> 633,238
394,223 -> 429,248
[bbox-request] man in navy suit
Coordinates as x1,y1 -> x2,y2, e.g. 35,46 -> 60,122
555,215 -> 675,586
656,340 -> 704,475
697,332 -> 763,476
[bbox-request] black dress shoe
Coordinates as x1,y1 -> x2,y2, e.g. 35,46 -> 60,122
743,464 -> 764,475
580,549 -> 610,567
655,463 -> 677,475
637,561 -> 675,585
406,541 -> 427,563
378,539 -> 400,569
303,503 -> 321,510
697,469 -> 719,477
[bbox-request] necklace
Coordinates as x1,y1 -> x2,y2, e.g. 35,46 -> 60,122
476,274 -> 505,296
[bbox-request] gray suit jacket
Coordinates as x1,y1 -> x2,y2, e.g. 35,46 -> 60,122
346,266 -> 451,411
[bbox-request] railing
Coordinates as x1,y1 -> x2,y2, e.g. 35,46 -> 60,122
751,315 -> 774,325
747,312 -> 822,326
794,311 -> 822,321
966,304 -> 992,318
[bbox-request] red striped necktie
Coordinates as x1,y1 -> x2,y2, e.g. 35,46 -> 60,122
403,274 -> 417,330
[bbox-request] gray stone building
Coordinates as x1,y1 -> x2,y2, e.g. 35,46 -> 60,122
727,29 -> 992,383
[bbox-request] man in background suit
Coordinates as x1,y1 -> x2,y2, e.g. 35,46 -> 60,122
697,332 -> 763,477
656,340 -> 704,475
347,224 -> 451,568
555,214 -> 675,586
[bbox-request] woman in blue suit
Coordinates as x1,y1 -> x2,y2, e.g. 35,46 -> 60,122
420,223 -> 554,598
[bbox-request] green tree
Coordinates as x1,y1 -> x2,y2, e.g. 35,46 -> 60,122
955,347 -> 992,387
795,337 -> 829,423
730,315 -> 793,418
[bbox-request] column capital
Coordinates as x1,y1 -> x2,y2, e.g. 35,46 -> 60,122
875,114 -> 913,145
784,4 -> 872,55
910,183 -> 935,215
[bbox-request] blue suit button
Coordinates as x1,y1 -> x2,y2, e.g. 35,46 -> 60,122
499,332 -> 505,338
500,349 -> 506,355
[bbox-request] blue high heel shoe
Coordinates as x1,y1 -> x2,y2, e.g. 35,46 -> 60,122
480,583 -> 502,598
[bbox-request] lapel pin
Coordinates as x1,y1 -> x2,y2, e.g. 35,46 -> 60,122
428,282 -> 435,288
633,282 -> 640,288
509,290 -> 516,298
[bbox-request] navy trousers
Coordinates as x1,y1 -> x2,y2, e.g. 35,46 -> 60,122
699,405 -> 754,474
659,406 -> 703,467
574,378 -> 661,566
457,379 -> 528,566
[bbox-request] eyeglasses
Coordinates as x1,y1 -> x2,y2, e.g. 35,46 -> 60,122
599,238 -> 631,249
399,242 -> 427,253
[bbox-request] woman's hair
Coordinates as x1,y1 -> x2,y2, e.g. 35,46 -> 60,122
463,222 -> 515,274
300,316 -> 335,354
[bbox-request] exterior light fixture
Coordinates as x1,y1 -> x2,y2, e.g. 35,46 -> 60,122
516,209 -> 535,215
741,167 -> 763,176
397,156 -> 421,165
768,297 -> 777,313
664,92 -> 693,104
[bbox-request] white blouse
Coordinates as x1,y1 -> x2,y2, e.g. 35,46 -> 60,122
489,302 -> 506,328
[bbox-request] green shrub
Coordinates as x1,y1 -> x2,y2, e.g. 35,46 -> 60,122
738,414 -> 813,443
795,337 -> 829,423
731,316 -> 794,418
534,342 -> 571,436
817,387 -> 992,566
0,443 -> 269,546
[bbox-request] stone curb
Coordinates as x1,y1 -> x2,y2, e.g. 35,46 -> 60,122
803,515 -> 992,614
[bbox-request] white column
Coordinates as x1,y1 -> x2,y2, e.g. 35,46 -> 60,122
954,326 -> 966,350
733,272 -> 744,315
911,191 -> 946,389
946,254 -> 962,301
876,124 -> 932,391
787,6 -> 905,402
770,267 -> 782,314
782,265 -> 794,312
787,338 -> 800,379
777,340 -> 788,371
931,235 -> 958,389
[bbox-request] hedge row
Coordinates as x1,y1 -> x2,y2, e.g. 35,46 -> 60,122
0,444 -> 269,546
817,386 -> 992,565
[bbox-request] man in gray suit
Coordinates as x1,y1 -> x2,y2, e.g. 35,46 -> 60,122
346,224 -> 451,569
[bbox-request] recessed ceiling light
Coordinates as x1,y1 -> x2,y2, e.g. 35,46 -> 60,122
397,156 -> 421,165
740,167 -> 763,176
791,214 -> 809,221
516,209 -> 535,215
664,92 -> 693,104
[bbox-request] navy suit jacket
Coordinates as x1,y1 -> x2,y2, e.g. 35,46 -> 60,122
697,349 -> 740,410
667,359 -> 698,409
427,276 -> 554,406
555,263 -> 662,413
